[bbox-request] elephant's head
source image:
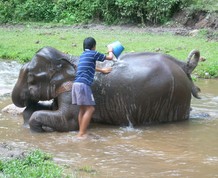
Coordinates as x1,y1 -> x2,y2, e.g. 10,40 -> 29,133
12,47 -> 78,107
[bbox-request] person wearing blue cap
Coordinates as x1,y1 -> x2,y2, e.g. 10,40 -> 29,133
72,37 -> 113,139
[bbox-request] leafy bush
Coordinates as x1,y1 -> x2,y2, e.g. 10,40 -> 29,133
15,0 -> 55,22
0,0 -> 18,23
53,0 -> 100,24
107,0 -> 189,24
146,0 -> 184,24
53,0 -> 78,23
0,0 -> 190,24
115,0 -> 146,24
96,0 -> 120,24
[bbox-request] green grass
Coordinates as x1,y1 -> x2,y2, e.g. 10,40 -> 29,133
0,25 -> 217,78
0,148 -> 98,178
0,150 -> 69,178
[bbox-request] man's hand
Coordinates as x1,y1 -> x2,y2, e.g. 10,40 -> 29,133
96,67 -> 112,74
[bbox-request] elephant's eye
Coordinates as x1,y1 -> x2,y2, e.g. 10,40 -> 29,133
57,64 -> 62,69
27,73 -> 35,84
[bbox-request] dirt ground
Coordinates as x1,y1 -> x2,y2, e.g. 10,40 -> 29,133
70,11 -> 218,41
0,142 -> 29,161
173,10 -> 218,30
1,10 -> 217,40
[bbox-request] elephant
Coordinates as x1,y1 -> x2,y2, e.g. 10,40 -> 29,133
12,46 -> 201,132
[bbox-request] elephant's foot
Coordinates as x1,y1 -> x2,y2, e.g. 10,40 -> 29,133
29,119 -> 46,132
28,111 -> 50,132
29,124 -> 54,132
42,126 -> 54,132
23,103 -> 53,124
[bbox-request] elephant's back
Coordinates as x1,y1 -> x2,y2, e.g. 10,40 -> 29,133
93,52 -> 192,125
113,52 -> 187,84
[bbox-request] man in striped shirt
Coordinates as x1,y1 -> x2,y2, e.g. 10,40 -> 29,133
72,37 -> 113,139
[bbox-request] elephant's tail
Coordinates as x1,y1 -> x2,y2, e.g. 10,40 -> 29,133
186,49 -> 200,74
187,74 -> 201,99
185,50 -> 202,99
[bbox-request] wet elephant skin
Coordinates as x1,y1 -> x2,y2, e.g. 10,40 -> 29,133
12,47 -> 201,132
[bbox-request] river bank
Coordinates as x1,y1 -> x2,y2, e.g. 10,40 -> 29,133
0,24 -> 217,78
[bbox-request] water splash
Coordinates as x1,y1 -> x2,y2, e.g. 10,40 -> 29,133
126,114 -> 133,128
0,60 -> 22,95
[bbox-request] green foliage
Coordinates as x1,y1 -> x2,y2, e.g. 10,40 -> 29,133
97,0 -> 120,24
0,0 -> 55,23
115,0 -> 146,24
197,62 -> 218,78
0,0 -> 191,25
1,0 -> 216,25
0,0 -> 17,23
0,150 -> 67,178
146,0 -> 187,24
53,0 -> 100,24
15,0 -> 55,22
207,65 -> 218,78
53,0 -> 78,24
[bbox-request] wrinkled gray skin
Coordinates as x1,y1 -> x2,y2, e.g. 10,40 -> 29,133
12,46 -> 201,132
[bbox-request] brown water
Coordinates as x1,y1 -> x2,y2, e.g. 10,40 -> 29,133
0,61 -> 218,178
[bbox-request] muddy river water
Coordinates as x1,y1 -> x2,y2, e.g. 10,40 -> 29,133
0,60 -> 218,178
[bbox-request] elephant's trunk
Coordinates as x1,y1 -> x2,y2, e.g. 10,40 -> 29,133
12,63 -> 30,107
12,87 -> 28,107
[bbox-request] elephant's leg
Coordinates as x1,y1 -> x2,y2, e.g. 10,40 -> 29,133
23,102 -> 53,125
29,91 -> 79,132
29,110 -> 67,132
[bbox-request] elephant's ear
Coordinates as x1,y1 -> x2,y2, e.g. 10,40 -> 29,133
186,50 -> 200,74
50,57 -> 76,86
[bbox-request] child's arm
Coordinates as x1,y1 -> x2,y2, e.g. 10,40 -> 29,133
96,67 -> 112,74
95,46 -> 113,74
105,46 -> 113,60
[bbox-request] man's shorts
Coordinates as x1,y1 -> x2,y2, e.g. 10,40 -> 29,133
72,82 -> 96,106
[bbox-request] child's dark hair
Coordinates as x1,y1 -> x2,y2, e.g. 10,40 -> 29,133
83,37 -> 96,51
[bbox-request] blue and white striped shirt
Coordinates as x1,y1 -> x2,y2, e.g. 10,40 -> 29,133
75,49 -> 106,86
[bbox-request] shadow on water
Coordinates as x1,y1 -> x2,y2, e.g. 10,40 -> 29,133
0,61 -> 218,178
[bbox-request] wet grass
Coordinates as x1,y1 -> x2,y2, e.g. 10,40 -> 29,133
0,149 -> 70,178
0,25 -> 217,78
0,145 -> 98,178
